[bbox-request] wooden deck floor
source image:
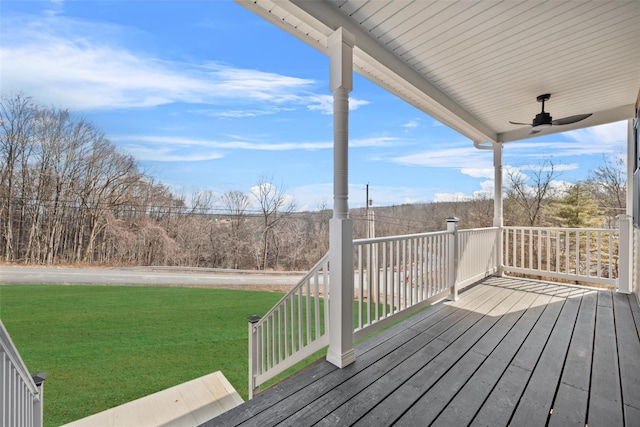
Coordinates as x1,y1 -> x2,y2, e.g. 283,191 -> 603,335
205,276 -> 640,426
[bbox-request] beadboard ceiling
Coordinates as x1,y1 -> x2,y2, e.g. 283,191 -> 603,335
236,0 -> 640,143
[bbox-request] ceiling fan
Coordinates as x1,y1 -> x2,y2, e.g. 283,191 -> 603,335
509,93 -> 592,134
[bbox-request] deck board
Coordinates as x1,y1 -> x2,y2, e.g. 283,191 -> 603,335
589,291 -> 624,427
433,288 -> 553,425
509,289 -> 583,426
547,290 -> 596,426
612,292 -> 640,418
204,276 -> 640,427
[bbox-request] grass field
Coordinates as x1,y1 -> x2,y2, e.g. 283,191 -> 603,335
0,285 -> 286,426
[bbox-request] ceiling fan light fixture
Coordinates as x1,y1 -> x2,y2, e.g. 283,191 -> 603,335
532,123 -> 552,131
531,111 -> 553,131
509,94 -> 592,133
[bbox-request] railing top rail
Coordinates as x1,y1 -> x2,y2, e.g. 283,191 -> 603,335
252,252 -> 329,328
458,226 -> 499,233
503,225 -> 617,233
0,320 -> 39,396
354,229 -> 451,245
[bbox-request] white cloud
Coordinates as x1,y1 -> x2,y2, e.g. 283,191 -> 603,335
2,31 -> 313,110
126,146 -> 224,162
249,182 -> 296,209
549,180 -> 573,193
195,108 -> 289,119
306,94 -> 370,115
517,163 -> 579,172
461,168 -> 494,179
390,145 -> 492,169
402,120 -> 419,130
475,180 -> 495,197
114,135 -> 398,152
565,121 -> 627,146
503,165 -> 529,182
433,178 -> 496,202
45,0 -> 64,16
505,121 -> 627,158
433,192 -> 473,203
0,12 -> 371,114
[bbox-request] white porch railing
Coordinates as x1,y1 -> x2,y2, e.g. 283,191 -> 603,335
502,226 -> 619,286
248,222 -> 624,398
1,320 -> 44,427
248,221 -> 502,396
352,230 -> 452,341
457,227 -> 501,289
247,253 -> 329,399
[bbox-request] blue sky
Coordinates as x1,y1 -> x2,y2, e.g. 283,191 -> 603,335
0,0 -> 628,212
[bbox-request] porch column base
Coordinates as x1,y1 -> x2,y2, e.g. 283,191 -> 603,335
326,348 -> 356,368
327,217 -> 355,369
617,214 -> 632,294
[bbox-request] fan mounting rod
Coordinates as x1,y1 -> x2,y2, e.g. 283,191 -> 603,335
536,93 -> 550,111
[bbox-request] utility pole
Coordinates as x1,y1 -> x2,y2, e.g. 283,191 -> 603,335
365,184 -> 369,238
365,184 -> 374,238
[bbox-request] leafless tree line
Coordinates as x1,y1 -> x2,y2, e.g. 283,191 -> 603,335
0,95 -> 325,269
1,94 -> 625,270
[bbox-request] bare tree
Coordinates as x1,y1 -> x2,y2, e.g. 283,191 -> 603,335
75,138 -> 138,262
220,190 -> 251,269
504,159 -> 560,226
251,176 -> 296,270
465,195 -> 494,228
585,156 -> 626,227
0,94 -> 36,261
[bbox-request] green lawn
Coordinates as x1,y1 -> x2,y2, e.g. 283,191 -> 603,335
0,285 -> 285,426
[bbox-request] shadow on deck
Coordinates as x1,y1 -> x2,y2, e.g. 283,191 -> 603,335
204,276 -> 640,426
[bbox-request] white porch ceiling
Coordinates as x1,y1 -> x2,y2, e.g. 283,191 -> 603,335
236,0 -> 640,144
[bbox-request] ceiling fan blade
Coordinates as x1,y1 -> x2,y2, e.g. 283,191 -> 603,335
509,121 -> 532,126
552,113 -> 592,126
529,129 -> 541,135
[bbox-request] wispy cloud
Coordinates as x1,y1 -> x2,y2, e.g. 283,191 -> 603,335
192,107 -> 295,119
115,135 -> 399,160
517,163 -> 579,172
0,12 -> 370,113
402,119 -> 420,131
505,121 -> 627,158
460,168 -> 493,179
125,146 -> 224,162
565,121 -> 627,146
305,94 -> 370,115
390,145 -> 493,169
433,192 -> 473,202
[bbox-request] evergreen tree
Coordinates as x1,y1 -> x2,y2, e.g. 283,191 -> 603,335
553,182 -> 604,228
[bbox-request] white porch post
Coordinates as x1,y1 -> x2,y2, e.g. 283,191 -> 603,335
447,217 -> 460,301
617,118 -> 635,294
326,27 -> 356,368
493,142 -> 504,276
628,119 -> 635,219
475,140 -> 504,275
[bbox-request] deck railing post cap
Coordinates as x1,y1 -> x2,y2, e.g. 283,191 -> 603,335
247,315 -> 262,324
32,372 -> 46,386
446,216 -> 459,222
